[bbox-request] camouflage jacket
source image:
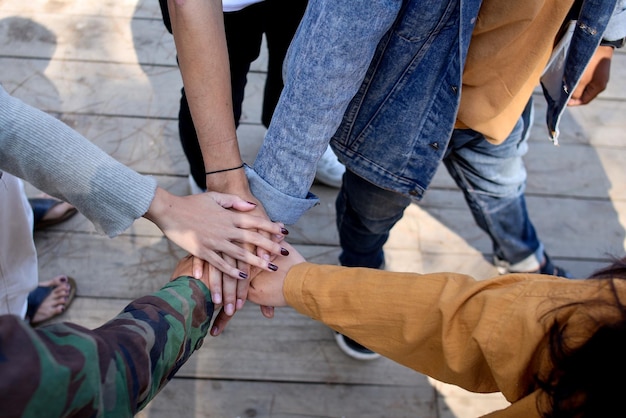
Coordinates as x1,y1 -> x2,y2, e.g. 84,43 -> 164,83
0,277 -> 213,417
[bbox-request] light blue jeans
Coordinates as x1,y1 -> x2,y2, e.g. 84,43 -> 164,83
336,101 -> 544,270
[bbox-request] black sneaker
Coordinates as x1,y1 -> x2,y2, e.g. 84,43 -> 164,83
334,332 -> 381,361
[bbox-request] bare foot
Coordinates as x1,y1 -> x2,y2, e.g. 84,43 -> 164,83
29,275 -> 76,325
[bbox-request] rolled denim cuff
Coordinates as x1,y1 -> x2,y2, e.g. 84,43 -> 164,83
246,165 -> 319,225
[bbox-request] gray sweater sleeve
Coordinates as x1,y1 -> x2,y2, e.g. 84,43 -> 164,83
0,85 -> 157,237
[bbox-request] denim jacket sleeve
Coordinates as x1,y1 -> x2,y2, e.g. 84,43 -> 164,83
246,165 -> 319,224
249,1 -> 405,224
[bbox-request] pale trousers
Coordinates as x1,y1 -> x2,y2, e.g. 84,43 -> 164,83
0,171 -> 37,318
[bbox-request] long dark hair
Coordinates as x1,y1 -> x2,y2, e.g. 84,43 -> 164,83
536,257 -> 626,417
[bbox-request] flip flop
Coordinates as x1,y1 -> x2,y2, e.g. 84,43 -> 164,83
26,276 -> 77,326
29,197 -> 78,231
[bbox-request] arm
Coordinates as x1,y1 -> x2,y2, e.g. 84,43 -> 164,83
250,1 -> 402,224
0,85 -> 287,281
245,242 -> 604,403
568,1 -> 626,106
164,0 -> 282,318
165,0 -> 251,200
0,257 -> 212,417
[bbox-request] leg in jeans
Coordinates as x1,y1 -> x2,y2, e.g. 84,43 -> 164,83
336,169 -> 411,269
334,169 -> 409,359
443,101 -> 548,272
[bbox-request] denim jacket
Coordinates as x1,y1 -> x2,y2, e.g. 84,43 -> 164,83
250,0 -> 625,224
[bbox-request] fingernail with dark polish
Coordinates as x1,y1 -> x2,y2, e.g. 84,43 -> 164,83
239,271 -> 249,279
280,247 -> 289,256
268,263 -> 278,271
280,227 -> 289,235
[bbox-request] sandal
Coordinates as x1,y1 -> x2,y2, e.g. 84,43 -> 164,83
26,276 -> 77,326
29,197 -> 78,231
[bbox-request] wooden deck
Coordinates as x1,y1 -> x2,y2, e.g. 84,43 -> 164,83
2,0 -> 625,416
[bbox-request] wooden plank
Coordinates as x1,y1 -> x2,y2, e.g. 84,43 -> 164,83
1,56 -> 181,117
0,12 -> 174,66
138,377 -> 439,418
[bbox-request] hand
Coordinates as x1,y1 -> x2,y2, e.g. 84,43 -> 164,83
170,254 -> 197,281
209,241 -> 306,336
568,45 -> 613,106
190,255 -> 275,329
248,241 -> 305,306
144,187 -> 289,279
203,167 -> 285,320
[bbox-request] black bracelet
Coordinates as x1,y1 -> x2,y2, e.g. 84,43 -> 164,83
205,163 -> 245,175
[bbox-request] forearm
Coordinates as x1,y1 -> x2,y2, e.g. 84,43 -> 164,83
0,277 -> 213,417
167,0 -> 246,194
252,1 -> 401,215
0,86 -> 157,237
283,263 -> 576,399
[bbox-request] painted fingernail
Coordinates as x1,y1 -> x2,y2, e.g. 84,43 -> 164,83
280,247 -> 289,256
239,271 -> 248,279
268,263 -> 278,271
60,276 -> 67,283
280,227 -> 289,235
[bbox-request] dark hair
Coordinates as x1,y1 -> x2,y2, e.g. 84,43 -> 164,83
536,257 -> 626,418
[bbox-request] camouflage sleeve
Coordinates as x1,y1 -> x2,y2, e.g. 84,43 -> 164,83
0,276 -> 214,418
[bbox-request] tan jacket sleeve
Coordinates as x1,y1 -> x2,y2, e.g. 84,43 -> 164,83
283,263 -> 611,410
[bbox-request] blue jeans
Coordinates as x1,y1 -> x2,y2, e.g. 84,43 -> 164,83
337,101 -> 544,270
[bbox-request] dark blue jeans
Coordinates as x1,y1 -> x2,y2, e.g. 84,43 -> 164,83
336,101 -> 544,271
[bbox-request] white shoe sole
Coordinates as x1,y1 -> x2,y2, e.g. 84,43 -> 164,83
334,332 -> 381,361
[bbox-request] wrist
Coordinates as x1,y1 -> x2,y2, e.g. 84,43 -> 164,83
205,163 -> 251,195
143,186 -> 172,227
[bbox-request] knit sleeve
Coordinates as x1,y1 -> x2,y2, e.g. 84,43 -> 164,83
0,85 -> 157,237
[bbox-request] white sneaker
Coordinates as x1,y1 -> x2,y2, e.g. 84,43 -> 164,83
334,332 -> 381,361
315,146 -> 345,188
188,174 -> 206,195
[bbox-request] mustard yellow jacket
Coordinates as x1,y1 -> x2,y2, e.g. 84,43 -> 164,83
284,263 -> 623,417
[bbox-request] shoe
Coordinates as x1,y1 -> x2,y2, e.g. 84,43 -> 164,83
188,174 -> 206,195
495,252 -> 572,278
315,146 -> 345,188
536,253 -> 572,278
334,332 -> 381,361
30,197 -> 78,231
